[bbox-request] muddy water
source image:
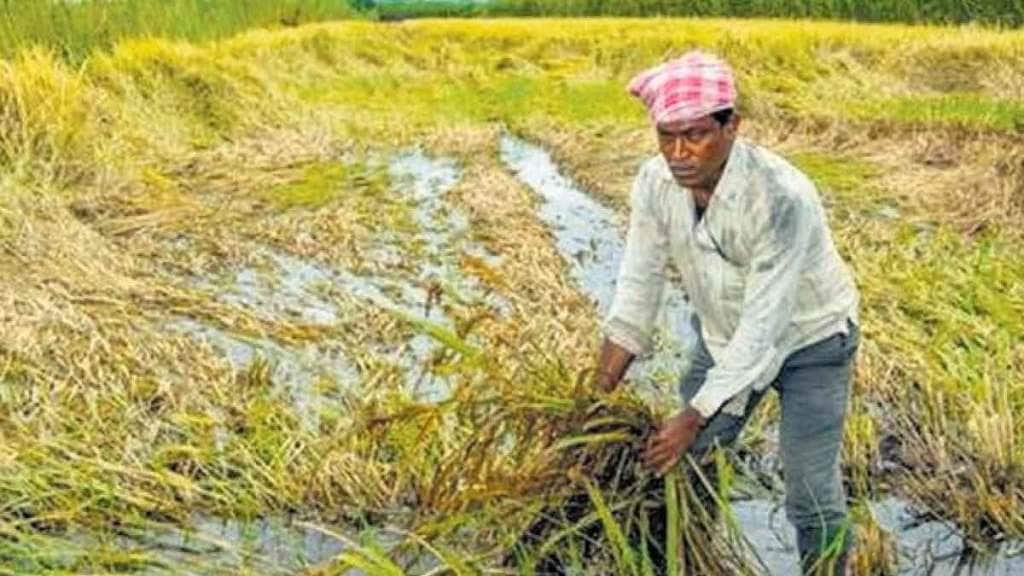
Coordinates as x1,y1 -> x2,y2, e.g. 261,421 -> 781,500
169,316 -> 356,427
145,516 -> 346,574
389,150 -> 508,313
733,496 -> 1024,575
174,149 -> 507,416
498,134 -> 1024,575
212,249 -> 341,326
58,515 -> 350,574
121,514 -> 450,576
870,498 -> 1024,575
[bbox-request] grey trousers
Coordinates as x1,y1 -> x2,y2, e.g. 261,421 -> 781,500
680,317 -> 859,575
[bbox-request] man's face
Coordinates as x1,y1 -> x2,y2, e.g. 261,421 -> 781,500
657,113 -> 739,190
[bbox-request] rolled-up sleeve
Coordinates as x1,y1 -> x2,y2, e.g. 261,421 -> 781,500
602,164 -> 669,356
689,191 -> 814,418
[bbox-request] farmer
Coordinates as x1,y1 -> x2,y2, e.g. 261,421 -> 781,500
595,51 -> 860,574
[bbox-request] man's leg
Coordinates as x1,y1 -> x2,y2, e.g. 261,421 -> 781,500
777,322 -> 859,575
678,315 -> 766,464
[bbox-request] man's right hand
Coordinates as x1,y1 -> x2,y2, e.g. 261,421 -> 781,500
594,338 -> 636,393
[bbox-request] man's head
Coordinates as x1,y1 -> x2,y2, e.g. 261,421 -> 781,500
657,108 -> 740,190
628,51 -> 740,190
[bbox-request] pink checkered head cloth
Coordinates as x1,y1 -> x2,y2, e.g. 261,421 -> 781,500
627,51 -> 737,124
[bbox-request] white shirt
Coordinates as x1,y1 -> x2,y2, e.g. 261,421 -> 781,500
604,138 -> 859,418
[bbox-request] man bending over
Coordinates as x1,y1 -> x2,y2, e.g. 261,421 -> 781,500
596,51 -> 860,574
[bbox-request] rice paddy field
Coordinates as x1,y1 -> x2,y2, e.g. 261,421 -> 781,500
1,12 -> 1023,576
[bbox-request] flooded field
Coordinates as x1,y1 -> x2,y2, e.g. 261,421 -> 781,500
77,516 -> 347,574
170,148 -> 509,420
137,133 -> 1022,575
3,17 -> 1023,576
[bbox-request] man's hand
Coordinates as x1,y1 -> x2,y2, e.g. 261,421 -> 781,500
594,338 -> 635,394
643,407 -> 707,476
594,371 -> 617,393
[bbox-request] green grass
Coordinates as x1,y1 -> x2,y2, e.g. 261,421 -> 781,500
791,152 -> 880,194
265,161 -> 389,210
481,0 -> 1024,26
372,0 -> 1024,26
0,0 -> 361,61
788,151 -> 891,219
298,75 -> 638,128
376,0 -> 488,20
844,93 -> 1024,132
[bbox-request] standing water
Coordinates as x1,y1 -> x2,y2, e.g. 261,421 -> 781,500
499,133 -> 695,396
174,149 -> 507,415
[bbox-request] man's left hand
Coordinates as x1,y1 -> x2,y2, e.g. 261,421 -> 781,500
643,407 -> 706,476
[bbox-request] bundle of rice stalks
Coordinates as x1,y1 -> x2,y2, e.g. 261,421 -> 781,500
499,391 -> 757,575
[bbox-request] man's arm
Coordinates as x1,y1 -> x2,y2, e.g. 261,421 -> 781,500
599,161 -> 670,389
594,338 -> 635,392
